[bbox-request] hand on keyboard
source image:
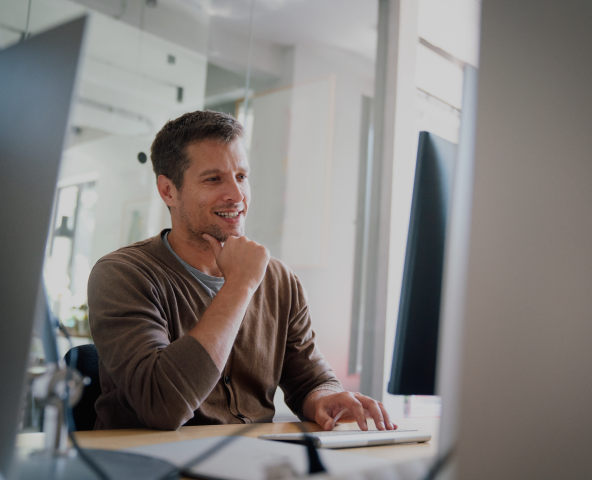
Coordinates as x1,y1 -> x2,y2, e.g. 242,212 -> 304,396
303,391 -> 398,432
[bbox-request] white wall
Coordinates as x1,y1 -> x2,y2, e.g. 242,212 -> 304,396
288,44 -> 374,392
418,0 -> 480,67
59,135 -> 163,266
238,42 -> 375,409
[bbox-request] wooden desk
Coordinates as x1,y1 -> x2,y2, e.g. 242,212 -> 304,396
18,418 -> 439,479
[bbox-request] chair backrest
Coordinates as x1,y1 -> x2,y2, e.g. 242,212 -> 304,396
64,343 -> 101,431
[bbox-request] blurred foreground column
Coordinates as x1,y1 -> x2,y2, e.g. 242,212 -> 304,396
458,0 -> 592,478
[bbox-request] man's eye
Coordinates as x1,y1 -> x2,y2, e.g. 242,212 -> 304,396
237,174 -> 248,180
206,177 -> 219,182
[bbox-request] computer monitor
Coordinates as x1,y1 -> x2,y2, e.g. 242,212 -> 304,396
387,132 -> 457,396
0,17 -> 180,480
0,17 -> 87,478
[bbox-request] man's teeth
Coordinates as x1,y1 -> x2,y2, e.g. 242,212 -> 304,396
216,212 -> 240,218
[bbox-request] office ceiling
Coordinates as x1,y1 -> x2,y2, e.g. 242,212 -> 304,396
207,0 -> 379,61
0,0 -> 480,139
0,0 -> 480,66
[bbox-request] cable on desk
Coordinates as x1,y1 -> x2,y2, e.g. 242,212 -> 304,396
169,421 -> 328,479
59,323 -> 111,480
293,422 -> 327,474
61,328 -> 110,480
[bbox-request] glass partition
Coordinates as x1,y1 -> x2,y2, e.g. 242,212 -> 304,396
1,0 -> 381,426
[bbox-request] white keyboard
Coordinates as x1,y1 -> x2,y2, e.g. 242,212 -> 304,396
259,429 -> 432,449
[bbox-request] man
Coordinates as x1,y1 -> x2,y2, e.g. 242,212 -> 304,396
88,110 -> 395,432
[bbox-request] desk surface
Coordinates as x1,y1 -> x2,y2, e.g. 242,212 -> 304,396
18,418 -> 439,478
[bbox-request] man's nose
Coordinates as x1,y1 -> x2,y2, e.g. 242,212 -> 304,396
222,178 -> 244,203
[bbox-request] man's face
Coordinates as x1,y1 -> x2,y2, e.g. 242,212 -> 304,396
174,138 -> 250,244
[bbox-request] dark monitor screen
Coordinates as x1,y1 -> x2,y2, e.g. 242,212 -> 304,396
388,131 -> 457,396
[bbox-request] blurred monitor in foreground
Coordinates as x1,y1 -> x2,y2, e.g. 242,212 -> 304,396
0,17 -> 87,478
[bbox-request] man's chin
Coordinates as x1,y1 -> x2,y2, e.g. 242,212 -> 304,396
208,232 -> 229,243
202,225 -> 243,243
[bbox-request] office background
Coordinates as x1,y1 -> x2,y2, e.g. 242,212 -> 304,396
0,0 -> 479,423
2,1 -> 592,478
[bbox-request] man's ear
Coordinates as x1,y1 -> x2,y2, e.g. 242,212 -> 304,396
157,175 -> 178,208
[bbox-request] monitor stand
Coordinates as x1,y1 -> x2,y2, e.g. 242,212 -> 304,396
14,366 -> 179,480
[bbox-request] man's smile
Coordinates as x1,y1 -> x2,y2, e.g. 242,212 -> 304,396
213,208 -> 245,226
215,211 -> 242,218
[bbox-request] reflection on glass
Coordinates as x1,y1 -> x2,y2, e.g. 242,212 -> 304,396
3,0 -> 382,396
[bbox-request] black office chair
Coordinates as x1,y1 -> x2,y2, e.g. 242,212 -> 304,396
63,343 -> 101,431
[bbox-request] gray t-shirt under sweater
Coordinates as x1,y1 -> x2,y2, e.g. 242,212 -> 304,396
162,231 -> 224,298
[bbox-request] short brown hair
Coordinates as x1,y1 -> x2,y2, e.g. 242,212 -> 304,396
150,110 -> 244,190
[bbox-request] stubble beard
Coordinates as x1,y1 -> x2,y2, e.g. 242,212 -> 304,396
179,199 -> 243,248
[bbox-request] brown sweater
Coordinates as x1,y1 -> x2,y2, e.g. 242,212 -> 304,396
88,232 -> 342,430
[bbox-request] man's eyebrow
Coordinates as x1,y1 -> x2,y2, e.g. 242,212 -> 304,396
198,167 -> 250,177
198,169 -> 223,178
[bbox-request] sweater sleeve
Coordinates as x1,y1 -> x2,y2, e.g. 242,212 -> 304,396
278,273 -> 343,418
88,258 -> 221,430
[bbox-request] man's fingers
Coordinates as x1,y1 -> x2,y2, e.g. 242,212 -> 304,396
355,394 -> 396,431
364,399 -> 386,430
377,401 -> 396,430
312,392 -> 395,432
355,394 -> 384,429
345,397 -> 368,431
202,233 -> 223,258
